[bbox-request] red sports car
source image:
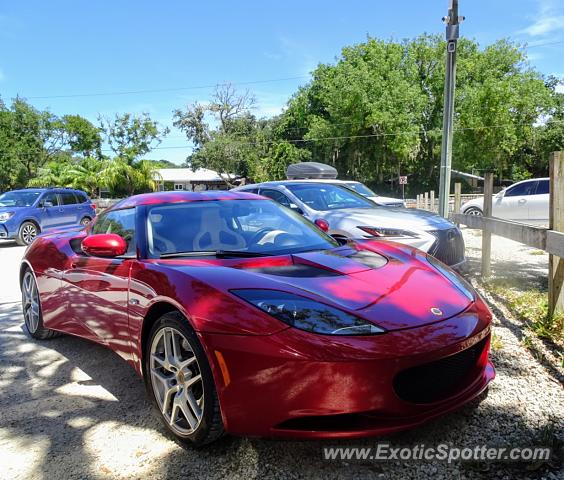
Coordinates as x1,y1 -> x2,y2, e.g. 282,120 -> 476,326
20,191 -> 494,446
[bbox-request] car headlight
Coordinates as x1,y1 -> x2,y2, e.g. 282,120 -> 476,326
231,289 -> 385,335
358,226 -> 419,238
426,254 -> 475,302
0,212 -> 15,222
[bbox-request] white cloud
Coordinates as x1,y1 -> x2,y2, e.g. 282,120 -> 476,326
523,16 -> 564,36
521,0 -> 564,37
556,84 -> 564,94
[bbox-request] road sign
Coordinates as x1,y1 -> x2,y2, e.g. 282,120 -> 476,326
399,176 -> 408,185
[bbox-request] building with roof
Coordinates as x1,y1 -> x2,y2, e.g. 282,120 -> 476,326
154,168 -> 230,191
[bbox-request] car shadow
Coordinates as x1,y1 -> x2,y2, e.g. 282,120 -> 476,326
0,240 -> 19,248
0,302 -> 560,479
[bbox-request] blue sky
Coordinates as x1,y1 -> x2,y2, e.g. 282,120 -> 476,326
1,0 -> 563,164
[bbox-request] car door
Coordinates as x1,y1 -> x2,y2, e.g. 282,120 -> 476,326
36,192 -> 65,230
58,191 -> 80,225
493,180 -> 537,222
62,208 -> 136,355
527,179 -> 549,225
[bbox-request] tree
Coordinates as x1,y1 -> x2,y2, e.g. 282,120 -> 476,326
281,35 -> 557,193
99,113 -> 169,194
100,112 -> 169,165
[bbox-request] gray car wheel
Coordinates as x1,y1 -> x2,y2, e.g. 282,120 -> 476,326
17,221 -> 39,246
464,207 -> 483,216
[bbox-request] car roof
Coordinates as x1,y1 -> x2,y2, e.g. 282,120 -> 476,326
7,187 -> 85,193
237,179 -> 358,189
110,190 -> 261,209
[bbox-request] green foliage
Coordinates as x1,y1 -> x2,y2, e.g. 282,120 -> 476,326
2,36 -> 561,196
100,113 -> 169,165
0,98 -> 104,191
21,111 -> 168,196
282,35 -> 560,193
485,280 -> 563,347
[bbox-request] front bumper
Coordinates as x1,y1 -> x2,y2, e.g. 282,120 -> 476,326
0,223 -> 14,239
200,304 -> 494,438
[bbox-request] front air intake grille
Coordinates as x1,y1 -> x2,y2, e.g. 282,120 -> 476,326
393,337 -> 487,404
428,228 -> 465,266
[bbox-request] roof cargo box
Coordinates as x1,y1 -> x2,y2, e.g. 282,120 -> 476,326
286,162 -> 338,180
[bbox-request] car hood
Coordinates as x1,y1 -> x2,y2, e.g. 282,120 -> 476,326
368,195 -> 404,205
0,206 -> 18,213
322,207 -> 455,231
158,243 -> 473,331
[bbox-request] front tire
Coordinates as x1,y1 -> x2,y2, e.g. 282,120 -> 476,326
21,270 -> 59,339
144,312 -> 224,447
80,216 -> 92,226
17,221 -> 40,246
464,207 -> 483,216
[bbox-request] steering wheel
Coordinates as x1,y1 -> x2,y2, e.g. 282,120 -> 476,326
249,227 -> 277,245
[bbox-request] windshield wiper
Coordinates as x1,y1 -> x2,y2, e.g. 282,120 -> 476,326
160,250 -> 273,259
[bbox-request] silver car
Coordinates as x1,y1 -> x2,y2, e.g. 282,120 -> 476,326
233,181 -> 465,267
284,178 -> 406,207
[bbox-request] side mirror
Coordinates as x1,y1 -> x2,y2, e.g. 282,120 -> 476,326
42,201 -> 54,208
82,234 -> 127,257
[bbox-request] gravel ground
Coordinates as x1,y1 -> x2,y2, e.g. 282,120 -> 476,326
0,236 -> 562,480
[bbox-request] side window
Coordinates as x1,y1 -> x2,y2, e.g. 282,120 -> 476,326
535,180 -> 549,195
75,192 -> 88,203
259,189 -> 292,207
60,192 -> 78,205
505,181 -> 537,197
92,209 -> 136,255
243,188 -> 259,194
39,192 -> 59,207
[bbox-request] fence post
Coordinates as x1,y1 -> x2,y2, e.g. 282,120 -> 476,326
424,192 -> 429,211
481,172 -> 494,278
430,190 -> 435,213
549,151 -> 564,316
416,194 -> 420,209
454,182 -> 462,214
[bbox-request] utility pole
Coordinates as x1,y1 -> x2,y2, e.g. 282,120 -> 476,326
438,0 -> 464,217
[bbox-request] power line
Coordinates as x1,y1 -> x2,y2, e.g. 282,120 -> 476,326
524,39 -> 564,49
4,118 -> 561,158
24,75 -> 309,100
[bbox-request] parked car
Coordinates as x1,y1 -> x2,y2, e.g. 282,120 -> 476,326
285,162 -> 405,207
461,178 -> 549,225
21,190 -> 494,446
295,179 -> 406,207
233,181 -> 465,267
0,188 -> 96,245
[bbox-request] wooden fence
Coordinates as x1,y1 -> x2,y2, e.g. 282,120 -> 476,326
451,152 -> 564,316
410,192 -> 482,212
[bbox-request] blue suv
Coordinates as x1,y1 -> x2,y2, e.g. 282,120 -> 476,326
0,188 -> 96,245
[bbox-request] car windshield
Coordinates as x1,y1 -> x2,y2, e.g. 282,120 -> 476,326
286,183 -> 375,211
346,182 -> 376,197
0,191 -> 41,207
147,199 -> 338,257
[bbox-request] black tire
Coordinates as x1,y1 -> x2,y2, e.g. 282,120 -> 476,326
16,221 -> 40,246
80,216 -> 92,226
464,207 -> 483,216
144,311 -> 224,447
21,269 -> 60,339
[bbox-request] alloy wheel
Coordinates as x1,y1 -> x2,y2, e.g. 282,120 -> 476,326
22,271 -> 40,333
22,224 -> 37,244
467,208 -> 482,216
149,327 -> 204,436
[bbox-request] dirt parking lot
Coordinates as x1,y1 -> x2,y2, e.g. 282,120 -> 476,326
0,236 -> 562,480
